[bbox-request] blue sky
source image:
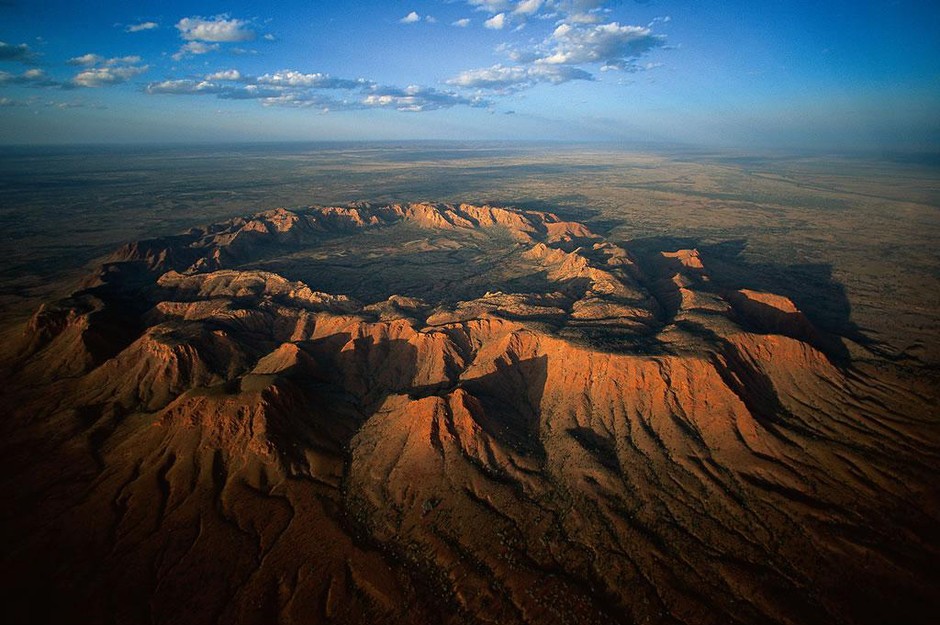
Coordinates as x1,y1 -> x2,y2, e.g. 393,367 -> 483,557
0,0 -> 938,149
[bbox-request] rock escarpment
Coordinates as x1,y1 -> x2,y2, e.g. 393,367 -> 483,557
1,202 -> 937,625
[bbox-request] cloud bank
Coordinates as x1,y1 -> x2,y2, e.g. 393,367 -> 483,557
146,68 -> 488,113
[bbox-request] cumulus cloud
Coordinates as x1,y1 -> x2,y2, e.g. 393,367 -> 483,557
172,41 -> 220,61
1,54 -> 148,89
514,0 -> 544,15
259,92 -> 358,111
538,22 -> 664,68
126,21 -> 158,33
452,18 -> 471,27
400,11 -> 421,24
453,0 -> 622,26
146,79 -> 283,101
363,85 -> 487,112
458,0 -> 609,21
445,2 -> 667,101
73,64 -> 149,87
145,79 -> 224,95
468,0 -> 511,12
148,69 -> 372,95
67,53 -> 104,66
0,68 -> 58,86
256,70 -> 370,90
205,69 -> 242,81
447,63 -> 591,90
0,41 -> 37,64
484,13 -> 507,29
176,15 -> 255,42
68,54 -> 141,67
66,54 -> 148,87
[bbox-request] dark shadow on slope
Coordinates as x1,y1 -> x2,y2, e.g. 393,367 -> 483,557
303,334 -> 420,408
568,427 -> 620,471
624,235 -> 875,365
410,355 -> 549,460
461,354 -> 548,459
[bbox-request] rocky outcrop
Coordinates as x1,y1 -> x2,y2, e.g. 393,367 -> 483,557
1,202 -> 937,625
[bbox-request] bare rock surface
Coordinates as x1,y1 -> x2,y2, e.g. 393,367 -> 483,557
1,203 -> 937,625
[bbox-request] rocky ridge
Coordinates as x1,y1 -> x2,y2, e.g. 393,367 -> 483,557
1,202 -> 937,625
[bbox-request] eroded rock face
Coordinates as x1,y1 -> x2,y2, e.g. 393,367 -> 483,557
1,203 -> 937,625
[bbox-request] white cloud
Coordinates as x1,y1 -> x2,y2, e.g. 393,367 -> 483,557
448,64 -> 529,88
447,63 -> 592,90
400,11 -> 421,24
205,69 -> 242,81
363,85 -> 487,112
73,64 -> 149,87
454,0 -> 622,25
452,18 -> 471,27
172,41 -> 220,61
468,0 -> 511,13
514,0 -> 543,15
537,22 -> 664,68
425,15 -> 437,23
444,8 -> 667,99
126,21 -> 158,33
176,16 -> 255,42
62,54 -> 151,87
108,56 -> 142,65
0,68 -> 56,86
259,93 -> 357,111
146,79 -> 223,94
146,68 -> 488,113
256,70 -> 369,89
460,0 -> 609,21
145,79 -> 278,100
484,13 -> 507,29
67,54 -> 104,66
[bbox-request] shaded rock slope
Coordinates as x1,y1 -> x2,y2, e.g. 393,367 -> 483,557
1,202 -> 937,625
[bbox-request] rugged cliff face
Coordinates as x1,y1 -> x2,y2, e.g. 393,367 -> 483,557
1,202 -> 937,625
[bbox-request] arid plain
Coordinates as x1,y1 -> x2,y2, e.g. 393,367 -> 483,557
0,143 -> 937,625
